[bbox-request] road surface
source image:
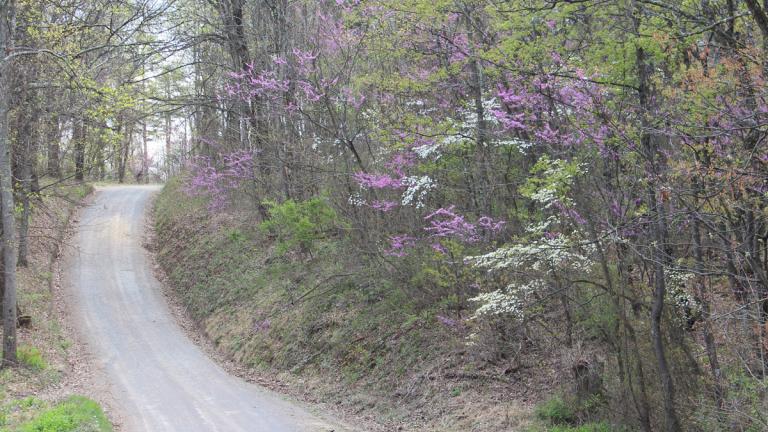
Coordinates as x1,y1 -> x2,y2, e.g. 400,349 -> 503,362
66,185 -> 341,432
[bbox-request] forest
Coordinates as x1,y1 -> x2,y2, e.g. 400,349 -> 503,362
2,0 -> 768,431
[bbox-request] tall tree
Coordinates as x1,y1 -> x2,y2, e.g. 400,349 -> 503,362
0,0 -> 17,367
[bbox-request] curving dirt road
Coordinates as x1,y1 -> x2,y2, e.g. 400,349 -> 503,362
66,185 -> 342,432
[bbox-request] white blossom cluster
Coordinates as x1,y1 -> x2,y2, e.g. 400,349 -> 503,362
465,332 -> 479,347
470,290 -> 524,318
459,98 -> 502,128
441,132 -> 466,147
666,269 -> 700,315
413,141 -> 442,159
401,175 -> 435,208
667,268 -> 695,288
405,99 -> 437,116
495,138 -> 534,154
348,193 -> 366,207
405,99 -> 425,107
312,135 -> 322,150
423,98 -> 502,160
465,156 -> 593,324
528,159 -> 584,208
529,157 -> 588,208
469,279 -> 546,320
466,227 -> 595,323
466,235 -> 594,273
525,216 -> 558,235
529,187 -> 560,208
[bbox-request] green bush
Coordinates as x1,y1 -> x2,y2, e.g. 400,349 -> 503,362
527,421 -> 617,432
547,422 -> 614,432
535,396 -> 576,425
260,197 -> 338,255
17,346 -> 46,370
20,396 -> 112,432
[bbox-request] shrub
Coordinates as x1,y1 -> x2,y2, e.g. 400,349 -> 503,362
535,396 -> 576,425
20,396 -> 112,432
547,422 -> 614,432
17,345 -> 46,370
260,197 -> 338,255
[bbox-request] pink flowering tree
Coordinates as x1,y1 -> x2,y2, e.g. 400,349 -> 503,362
185,150 -> 257,211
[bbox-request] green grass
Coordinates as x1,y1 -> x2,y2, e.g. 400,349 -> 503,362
535,395 -> 576,425
529,394 -> 624,432
17,396 -> 112,432
17,346 -> 46,370
534,423 -> 614,432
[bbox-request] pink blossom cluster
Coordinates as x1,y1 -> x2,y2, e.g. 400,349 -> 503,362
370,200 -> 399,212
185,150 -> 256,211
352,172 -> 404,189
493,74 -> 608,150
386,234 -> 417,257
225,67 -> 289,101
222,49 -> 328,108
424,206 -> 505,243
352,149 -> 418,190
382,207 -> 505,258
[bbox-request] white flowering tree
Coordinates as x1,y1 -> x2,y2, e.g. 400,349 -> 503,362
466,156 -> 595,347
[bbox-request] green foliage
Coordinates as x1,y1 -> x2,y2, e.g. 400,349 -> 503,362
0,397 -> 45,429
535,422 -> 615,432
19,396 -> 112,432
225,227 -> 245,244
535,396 -> 576,425
519,155 -> 583,206
691,368 -> 768,432
259,197 -> 338,255
17,345 -> 46,370
533,394 -> 616,432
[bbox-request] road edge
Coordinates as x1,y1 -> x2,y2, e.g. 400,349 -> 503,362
52,187 -> 128,431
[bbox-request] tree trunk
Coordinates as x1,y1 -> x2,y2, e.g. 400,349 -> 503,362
118,122 -> 131,183
46,114 -> 61,178
17,111 -> 36,267
73,117 -> 86,181
16,79 -> 40,268
216,0 -> 270,204
465,7 -> 491,215
165,111 -> 172,179
142,121 -> 148,183
181,117 -> 187,164
588,217 -> 652,432
636,42 -> 682,431
693,213 -> 727,413
0,0 -> 18,366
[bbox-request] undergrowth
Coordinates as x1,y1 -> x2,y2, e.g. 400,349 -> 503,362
16,346 -> 46,370
12,396 -> 112,432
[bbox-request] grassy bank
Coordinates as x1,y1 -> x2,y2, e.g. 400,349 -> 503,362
0,180 -> 111,431
3,396 -> 111,432
154,178 -> 540,431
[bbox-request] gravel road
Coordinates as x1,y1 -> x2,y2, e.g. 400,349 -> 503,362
66,185 -> 341,432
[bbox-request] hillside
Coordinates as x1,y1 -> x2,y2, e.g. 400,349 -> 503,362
156,178 -> 613,431
154,178 -> 545,431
